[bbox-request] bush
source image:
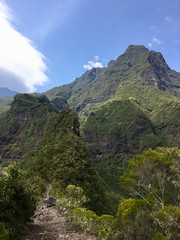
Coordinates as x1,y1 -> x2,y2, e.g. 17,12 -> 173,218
0,163 -> 37,239
0,222 -> 9,240
56,185 -> 114,239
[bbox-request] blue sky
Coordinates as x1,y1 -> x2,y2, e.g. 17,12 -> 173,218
0,0 -> 180,92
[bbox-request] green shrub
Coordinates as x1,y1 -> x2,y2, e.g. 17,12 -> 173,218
0,163 -> 37,239
0,222 -> 9,240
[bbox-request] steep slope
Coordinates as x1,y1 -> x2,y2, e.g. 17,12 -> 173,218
45,45 -> 180,112
0,96 -> 13,115
84,100 -> 160,156
0,88 -> 16,114
45,45 -> 180,154
45,67 -> 106,111
0,94 -> 57,162
0,93 -> 107,214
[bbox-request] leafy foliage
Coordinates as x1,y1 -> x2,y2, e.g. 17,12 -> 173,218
0,222 -> 9,240
111,147 -> 180,240
0,163 -> 40,239
84,100 -> 160,155
56,184 -> 115,239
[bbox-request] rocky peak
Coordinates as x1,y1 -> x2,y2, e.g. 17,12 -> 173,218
124,45 -> 149,55
110,45 -> 149,70
139,50 -> 180,93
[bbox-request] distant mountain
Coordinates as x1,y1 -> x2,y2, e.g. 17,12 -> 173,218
0,87 -> 17,97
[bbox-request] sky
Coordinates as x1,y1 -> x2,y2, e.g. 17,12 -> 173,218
0,0 -> 180,93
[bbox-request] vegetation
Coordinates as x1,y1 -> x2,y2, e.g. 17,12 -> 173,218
0,94 -> 57,162
83,99 -> 160,154
0,163 -> 44,239
0,45 -> 180,239
29,108 -> 108,215
54,148 -> 180,240
0,96 -> 13,115
112,147 -> 180,240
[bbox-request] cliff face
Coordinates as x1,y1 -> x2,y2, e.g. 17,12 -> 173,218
0,94 -> 57,161
83,100 -> 159,156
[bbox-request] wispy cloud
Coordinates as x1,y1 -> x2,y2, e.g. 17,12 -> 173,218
0,1 -> 48,92
148,37 -> 162,48
83,56 -> 104,70
165,16 -> 173,22
38,0 -> 82,38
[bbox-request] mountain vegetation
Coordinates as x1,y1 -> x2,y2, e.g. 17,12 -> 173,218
0,45 -> 179,239
0,88 -> 17,115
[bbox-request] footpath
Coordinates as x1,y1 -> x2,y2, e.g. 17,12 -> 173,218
22,194 -> 96,240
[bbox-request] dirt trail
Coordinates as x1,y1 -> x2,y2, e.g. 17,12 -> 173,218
22,193 -> 96,240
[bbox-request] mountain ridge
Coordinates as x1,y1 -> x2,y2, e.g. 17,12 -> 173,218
45,45 -> 180,112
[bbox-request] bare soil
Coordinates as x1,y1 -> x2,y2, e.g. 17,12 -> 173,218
22,199 -> 96,240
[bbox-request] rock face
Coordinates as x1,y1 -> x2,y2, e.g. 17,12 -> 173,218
51,96 -> 69,110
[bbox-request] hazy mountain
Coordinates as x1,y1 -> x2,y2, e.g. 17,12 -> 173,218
0,87 -> 17,97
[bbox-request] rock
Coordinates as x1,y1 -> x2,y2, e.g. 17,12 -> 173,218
43,196 -> 57,207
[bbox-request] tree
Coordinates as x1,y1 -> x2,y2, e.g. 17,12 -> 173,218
113,148 -> 180,239
120,148 -> 179,208
115,198 -> 152,240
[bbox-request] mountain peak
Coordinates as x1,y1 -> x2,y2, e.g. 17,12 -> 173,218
124,45 -> 149,54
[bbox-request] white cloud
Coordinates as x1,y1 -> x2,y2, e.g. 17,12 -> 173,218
148,37 -> 162,49
94,55 -> 99,61
0,1 -> 48,93
83,56 -> 104,70
152,37 -> 162,45
148,43 -> 153,48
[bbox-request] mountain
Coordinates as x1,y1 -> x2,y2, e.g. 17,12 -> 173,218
45,45 -> 180,156
0,94 -> 57,161
0,93 -> 106,212
0,45 -> 180,236
0,88 -> 17,115
45,45 -> 180,110
0,87 -> 17,97
1,45 -> 180,168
